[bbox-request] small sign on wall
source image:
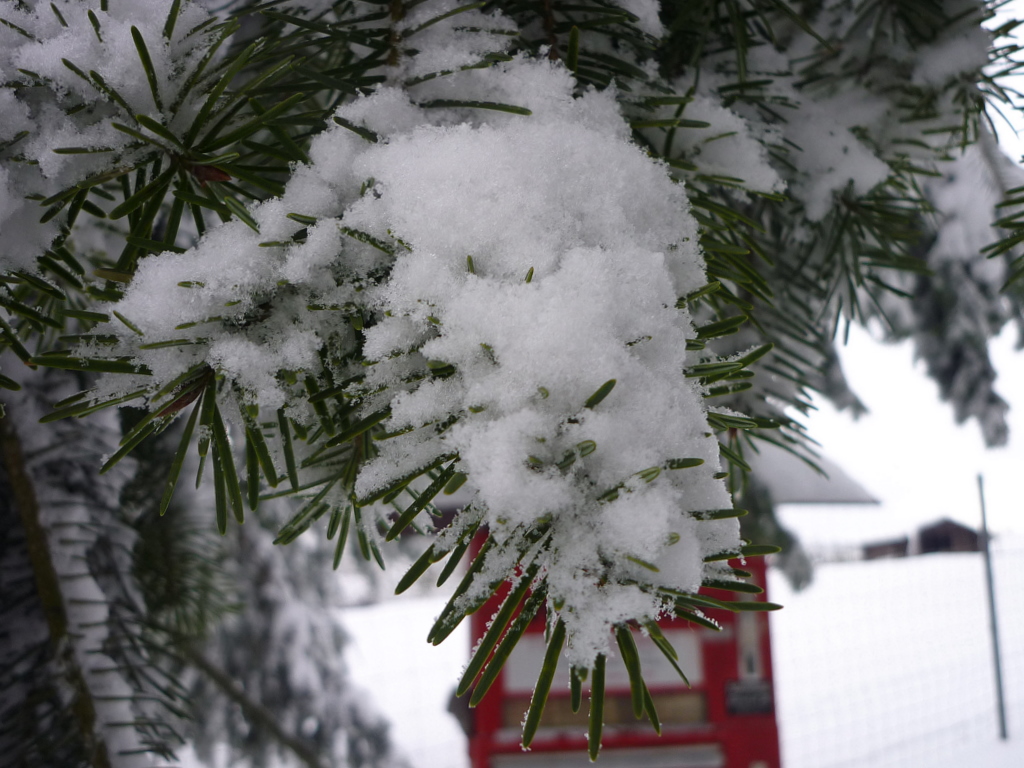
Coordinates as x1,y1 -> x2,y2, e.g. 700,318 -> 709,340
725,679 -> 774,716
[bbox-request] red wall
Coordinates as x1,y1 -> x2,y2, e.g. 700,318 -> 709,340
466,557 -> 781,768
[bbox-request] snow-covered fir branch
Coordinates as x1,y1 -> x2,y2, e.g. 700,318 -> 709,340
90,3 -> 744,669
0,0 -> 223,270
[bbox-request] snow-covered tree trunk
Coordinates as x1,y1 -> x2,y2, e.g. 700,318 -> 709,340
0,369 -> 162,767
1,367 -> 399,768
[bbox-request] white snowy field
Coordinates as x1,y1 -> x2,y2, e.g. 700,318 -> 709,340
339,539 -> 1024,768
769,540 -> 1024,768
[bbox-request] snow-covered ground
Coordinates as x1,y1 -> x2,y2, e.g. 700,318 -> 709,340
340,589 -> 472,768
770,540 -> 1024,768
339,538 -> 1024,768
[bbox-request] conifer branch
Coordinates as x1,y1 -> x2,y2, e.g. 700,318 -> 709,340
181,645 -> 324,768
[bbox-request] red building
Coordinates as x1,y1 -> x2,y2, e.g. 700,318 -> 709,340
466,557 -> 780,768
454,442 -> 876,767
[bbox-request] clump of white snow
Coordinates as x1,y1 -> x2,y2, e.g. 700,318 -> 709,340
657,93 -> 785,194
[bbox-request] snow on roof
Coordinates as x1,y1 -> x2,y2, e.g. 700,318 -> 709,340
748,441 -> 879,505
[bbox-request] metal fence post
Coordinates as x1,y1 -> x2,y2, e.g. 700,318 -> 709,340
978,473 -> 1008,740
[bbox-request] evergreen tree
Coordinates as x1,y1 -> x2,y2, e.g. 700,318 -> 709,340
1,0 -> 1021,764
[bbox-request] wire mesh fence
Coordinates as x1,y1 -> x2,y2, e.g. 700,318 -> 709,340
769,539 -> 1024,768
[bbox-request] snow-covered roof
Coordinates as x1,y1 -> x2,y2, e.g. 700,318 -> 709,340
748,441 -> 879,505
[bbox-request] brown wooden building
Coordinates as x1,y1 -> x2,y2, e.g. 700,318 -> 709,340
918,518 -> 980,554
862,518 -> 981,560
862,537 -> 910,560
